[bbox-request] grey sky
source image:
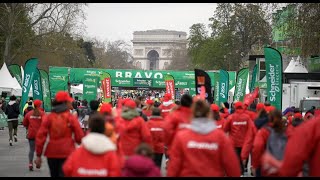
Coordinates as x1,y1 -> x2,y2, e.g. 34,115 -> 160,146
84,3 -> 217,43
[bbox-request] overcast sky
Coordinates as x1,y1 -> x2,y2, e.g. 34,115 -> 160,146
84,3 -> 217,43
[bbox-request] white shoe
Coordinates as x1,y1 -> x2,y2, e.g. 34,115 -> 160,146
9,140 -> 12,146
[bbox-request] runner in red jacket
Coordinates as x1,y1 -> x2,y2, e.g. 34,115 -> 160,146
251,109 -> 292,177
146,107 -> 165,168
35,91 -> 84,177
243,103 -> 257,121
211,104 -> 225,129
116,99 -> 152,157
167,99 -> 241,177
23,100 -> 45,171
63,114 -> 121,177
223,101 -> 254,175
142,99 -> 154,118
159,93 -> 175,119
163,94 -> 193,156
278,115 -> 320,177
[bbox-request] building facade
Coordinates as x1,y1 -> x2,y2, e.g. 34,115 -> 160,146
131,29 -> 188,70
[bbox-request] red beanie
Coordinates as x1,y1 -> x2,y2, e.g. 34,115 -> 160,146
294,113 -> 303,119
164,93 -> 172,102
124,99 -> 137,109
234,102 -> 243,109
256,103 -> 265,111
265,106 -> 276,113
211,104 -> 219,112
33,100 -> 42,108
100,103 -> 112,114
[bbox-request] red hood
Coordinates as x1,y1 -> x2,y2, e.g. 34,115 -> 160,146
123,155 -> 156,175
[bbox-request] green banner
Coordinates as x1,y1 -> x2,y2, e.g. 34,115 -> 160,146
0,112 -> 7,128
8,64 -> 22,86
49,67 -> 69,98
39,70 -> 51,112
250,64 -> 258,92
133,78 -> 153,87
83,76 -> 98,103
214,73 -> 220,105
21,58 -> 39,113
112,78 -> 133,87
219,69 -> 229,106
33,69 -> 43,101
264,47 -> 283,110
234,68 -> 249,102
228,71 -> 236,90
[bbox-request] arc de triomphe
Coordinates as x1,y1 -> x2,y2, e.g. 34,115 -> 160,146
132,29 -> 187,70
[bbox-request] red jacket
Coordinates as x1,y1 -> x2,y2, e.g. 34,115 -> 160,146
36,111 -> 84,158
142,109 -> 152,117
163,106 -> 193,153
23,110 -> 46,139
223,109 -> 254,147
167,128 -> 241,177
146,116 -> 165,154
116,116 -> 152,156
159,101 -> 175,119
251,125 -> 292,170
244,109 -> 257,121
122,155 -> 161,177
63,133 -> 121,177
241,123 -> 258,161
220,108 -> 230,119
278,117 -> 320,176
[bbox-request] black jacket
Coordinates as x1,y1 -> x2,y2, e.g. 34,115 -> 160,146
5,101 -> 20,120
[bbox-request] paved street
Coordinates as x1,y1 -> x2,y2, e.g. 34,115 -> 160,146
0,126 -> 49,177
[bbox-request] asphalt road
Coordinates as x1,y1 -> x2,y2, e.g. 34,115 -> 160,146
0,126 -> 50,177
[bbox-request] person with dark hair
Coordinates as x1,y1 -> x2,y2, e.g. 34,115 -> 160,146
122,143 -> 161,177
219,102 -> 230,119
146,108 -> 165,168
5,95 -> 20,146
142,100 -> 154,118
77,99 -> 90,132
35,91 -> 84,177
163,94 -> 193,157
252,109 -> 291,177
1,96 -> 7,112
167,99 -> 241,177
223,101 -> 254,176
23,97 -> 34,113
23,100 -> 45,171
24,101 -> 34,116
63,113 -> 121,177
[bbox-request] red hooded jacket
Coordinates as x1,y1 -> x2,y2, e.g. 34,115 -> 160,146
146,116 -> 165,154
278,117 -> 320,176
241,123 -> 258,161
63,133 -> 121,177
159,101 -> 175,119
244,109 -> 257,121
122,155 -> 161,177
116,116 -> 152,156
36,111 -> 84,158
223,109 -> 254,147
167,123 -> 241,177
163,106 -> 193,153
23,110 -> 46,139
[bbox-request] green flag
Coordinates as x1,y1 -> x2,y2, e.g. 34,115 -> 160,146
234,68 -> 249,102
250,64 -> 258,92
8,64 -> 23,86
214,72 -> 220,105
100,72 -> 111,103
83,75 -> 98,103
218,69 -> 229,106
264,47 -> 283,110
40,70 -> 51,112
32,68 -> 43,101
21,58 -> 39,112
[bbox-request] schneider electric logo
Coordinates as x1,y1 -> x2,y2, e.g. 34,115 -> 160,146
268,64 -> 280,102
115,79 -> 130,84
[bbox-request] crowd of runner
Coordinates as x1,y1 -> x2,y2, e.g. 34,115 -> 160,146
4,90 -> 320,177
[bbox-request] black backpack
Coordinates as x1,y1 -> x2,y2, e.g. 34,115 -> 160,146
265,126 -> 288,160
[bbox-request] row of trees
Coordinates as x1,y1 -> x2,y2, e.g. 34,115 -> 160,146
0,3 -> 135,71
181,3 -> 320,71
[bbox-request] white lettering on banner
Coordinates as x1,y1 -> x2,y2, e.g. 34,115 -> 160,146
77,168 -> 108,176
125,72 -> 132,78
215,82 -> 219,102
232,121 -> 247,125
115,71 -> 164,79
235,78 -> 243,101
23,74 -> 31,93
34,80 -> 40,95
105,78 -> 111,98
268,64 -> 280,102
187,141 -> 219,150
41,79 -> 47,98
150,128 -> 164,131
116,72 -> 122,78
220,83 -> 226,99
85,85 -> 95,88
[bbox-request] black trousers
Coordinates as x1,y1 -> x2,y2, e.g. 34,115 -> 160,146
47,158 -> 66,177
154,153 -> 163,168
234,147 -> 248,175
